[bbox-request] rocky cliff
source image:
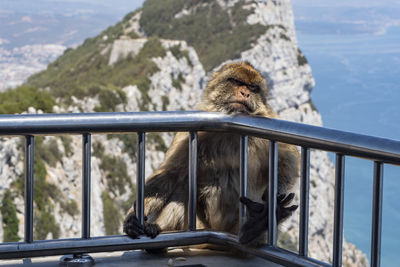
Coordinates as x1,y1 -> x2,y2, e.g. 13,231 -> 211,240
0,0 -> 366,266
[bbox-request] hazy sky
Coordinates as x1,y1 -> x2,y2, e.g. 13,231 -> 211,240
293,0 -> 400,7
43,0 -> 145,9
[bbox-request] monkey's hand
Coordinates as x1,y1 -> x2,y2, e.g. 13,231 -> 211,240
123,212 -> 161,239
143,221 -> 161,238
238,196 -> 268,245
238,193 -> 298,245
276,193 -> 298,222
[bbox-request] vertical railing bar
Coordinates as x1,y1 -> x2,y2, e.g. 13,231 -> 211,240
299,147 -> 310,257
188,131 -> 198,231
239,135 -> 249,227
24,135 -> 34,243
136,132 -> 146,225
371,161 -> 383,267
82,133 -> 91,239
333,153 -> 345,267
268,140 -> 278,246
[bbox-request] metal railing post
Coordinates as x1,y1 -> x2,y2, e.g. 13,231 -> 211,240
188,131 -> 198,231
299,147 -> 310,256
333,154 -> 345,267
136,132 -> 146,225
239,135 -> 248,226
268,140 -> 278,246
24,135 -> 34,243
371,161 -> 383,267
82,133 -> 91,239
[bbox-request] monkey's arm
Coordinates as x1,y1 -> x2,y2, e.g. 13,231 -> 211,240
123,169 -> 180,239
238,191 -> 298,245
123,133 -> 190,239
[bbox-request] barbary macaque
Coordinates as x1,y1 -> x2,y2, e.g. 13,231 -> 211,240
123,62 -> 300,245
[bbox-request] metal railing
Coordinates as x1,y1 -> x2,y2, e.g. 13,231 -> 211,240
0,111 -> 399,267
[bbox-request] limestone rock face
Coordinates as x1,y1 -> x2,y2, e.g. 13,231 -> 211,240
108,38 -> 147,66
0,0 -> 366,266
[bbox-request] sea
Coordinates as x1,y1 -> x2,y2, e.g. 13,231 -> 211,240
296,26 -> 400,266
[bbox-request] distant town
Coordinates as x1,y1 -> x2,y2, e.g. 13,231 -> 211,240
0,44 -> 65,91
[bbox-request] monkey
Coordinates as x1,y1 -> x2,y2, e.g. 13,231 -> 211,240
123,62 -> 300,246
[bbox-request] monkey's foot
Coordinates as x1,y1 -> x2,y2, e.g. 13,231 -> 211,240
123,212 -> 144,239
238,193 -> 298,245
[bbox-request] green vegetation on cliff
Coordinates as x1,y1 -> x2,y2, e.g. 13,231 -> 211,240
0,86 -> 55,114
101,190 -> 122,235
27,36 -> 165,111
297,48 -> 308,66
32,155 -> 61,240
1,190 -> 19,242
140,0 -> 268,71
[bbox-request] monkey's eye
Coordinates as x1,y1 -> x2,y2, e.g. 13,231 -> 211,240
227,78 -> 245,86
248,84 -> 260,93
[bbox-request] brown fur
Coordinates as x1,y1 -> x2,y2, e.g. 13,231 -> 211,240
125,62 -> 300,244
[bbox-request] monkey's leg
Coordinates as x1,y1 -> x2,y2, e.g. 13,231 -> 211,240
238,193 -> 298,245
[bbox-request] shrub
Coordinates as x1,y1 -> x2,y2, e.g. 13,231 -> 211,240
0,86 -> 55,114
107,134 -> 138,160
101,191 -> 122,235
100,154 -> 131,195
60,199 -> 79,217
34,209 -> 60,240
94,86 -> 127,112
148,133 -> 168,153
60,136 -> 73,156
1,190 -> 19,242
297,48 -> 308,66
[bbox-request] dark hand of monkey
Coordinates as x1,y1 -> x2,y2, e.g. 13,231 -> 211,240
238,193 -> 298,245
123,212 -> 144,238
276,193 -> 298,222
144,222 -> 161,238
123,212 -> 161,239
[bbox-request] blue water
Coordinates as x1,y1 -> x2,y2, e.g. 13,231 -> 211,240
296,27 -> 400,266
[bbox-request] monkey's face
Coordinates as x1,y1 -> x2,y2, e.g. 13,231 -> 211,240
202,62 -> 268,115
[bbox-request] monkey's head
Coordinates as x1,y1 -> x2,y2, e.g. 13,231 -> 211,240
200,62 -> 269,115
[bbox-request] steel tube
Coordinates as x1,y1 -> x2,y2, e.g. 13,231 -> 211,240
299,147 -> 310,256
136,132 -> 145,225
82,133 -> 91,239
0,231 -> 330,267
0,112 -> 399,164
24,135 -> 34,243
370,161 -> 383,267
268,141 -> 278,246
239,135 -> 248,226
333,154 -> 345,267
188,131 -> 198,231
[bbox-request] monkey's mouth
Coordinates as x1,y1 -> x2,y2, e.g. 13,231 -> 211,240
228,101 -> 253,113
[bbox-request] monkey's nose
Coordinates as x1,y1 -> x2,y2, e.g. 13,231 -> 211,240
240,90 -> 250,98
239,86 -> 250,98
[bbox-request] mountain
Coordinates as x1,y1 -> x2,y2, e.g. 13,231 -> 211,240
0,0 -> 366,265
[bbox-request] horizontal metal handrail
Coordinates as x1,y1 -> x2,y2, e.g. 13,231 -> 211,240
0,111 -> 398,267
0,231 -> 329,267
0,111 -> 399,164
